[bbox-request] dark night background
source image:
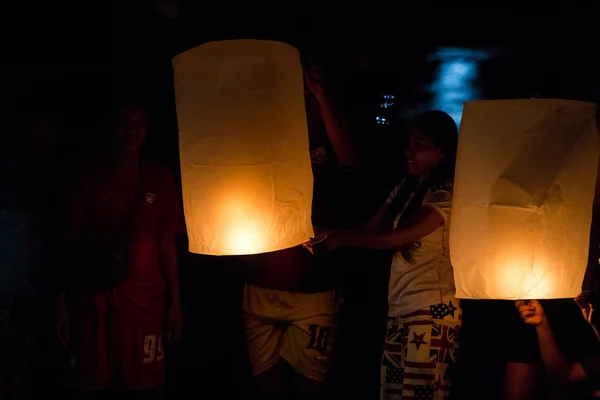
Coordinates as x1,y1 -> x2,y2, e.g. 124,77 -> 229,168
2,2 -> 600,399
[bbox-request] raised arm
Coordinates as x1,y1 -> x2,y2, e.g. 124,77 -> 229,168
157,169 -> 186,342
516,300 -> 595,386
304,61 -> 358,169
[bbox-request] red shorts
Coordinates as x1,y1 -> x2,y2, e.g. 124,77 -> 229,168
69,308 -> 165,390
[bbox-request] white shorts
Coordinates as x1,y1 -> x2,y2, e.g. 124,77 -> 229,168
242,283 -> 340,382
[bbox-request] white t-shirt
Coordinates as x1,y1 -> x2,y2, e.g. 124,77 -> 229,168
385,181 -> 456,317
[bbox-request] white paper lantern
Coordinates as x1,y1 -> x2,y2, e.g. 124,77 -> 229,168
173,40 -> 314,256
451,99 -> 599,299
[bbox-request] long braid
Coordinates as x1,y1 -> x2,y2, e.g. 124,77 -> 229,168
384,176 -> 449,261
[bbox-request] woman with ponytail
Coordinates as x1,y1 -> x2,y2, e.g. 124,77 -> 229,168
318,110 -> 460,400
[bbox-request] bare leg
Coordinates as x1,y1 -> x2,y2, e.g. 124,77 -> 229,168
124,387 -> 165,400
70,390 -> 117,400
253,359 -> 288,400
292,370 -> 325,400
504,362 -> 540,400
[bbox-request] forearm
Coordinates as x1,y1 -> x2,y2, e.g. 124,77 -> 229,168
592,325 -> 600,342
314,226 -> 357,236
341,207 -> 443,250
343,230 -> 410,251
363,204 -> 391,233
317,94 -> 358,168
536,320 -> 572,384
55,291 -> 66,308
159,235 -> 181,305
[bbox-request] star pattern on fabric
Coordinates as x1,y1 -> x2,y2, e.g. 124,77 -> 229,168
446,301 -> 457,318
431,303 -> 448,319
431,301 -> 458,319
386,366 -> 405,384
410,331 -> 428,350
414,385 -> 434,400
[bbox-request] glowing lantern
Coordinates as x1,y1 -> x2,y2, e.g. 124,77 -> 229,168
451,99 -> 599,299
173,40 -> 314,256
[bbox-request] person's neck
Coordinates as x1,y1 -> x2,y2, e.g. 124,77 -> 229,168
113,149 -> 140,173
590,320 -> 600,342
417,174 -> 430,184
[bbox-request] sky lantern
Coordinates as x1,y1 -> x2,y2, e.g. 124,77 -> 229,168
173,40 -> 314,256
450,99 -> 599,299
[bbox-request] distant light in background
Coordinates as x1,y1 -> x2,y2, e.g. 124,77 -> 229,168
376,94 -> 394,124
380,94 -> 395,109
427,48 -> 493,127
376,116 -> 390,125
153,0 -> 181,20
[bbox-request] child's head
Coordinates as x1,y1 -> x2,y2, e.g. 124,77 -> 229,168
406,110 -> 458,180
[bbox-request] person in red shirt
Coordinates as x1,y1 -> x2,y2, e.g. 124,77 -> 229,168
54,98 -> 185,399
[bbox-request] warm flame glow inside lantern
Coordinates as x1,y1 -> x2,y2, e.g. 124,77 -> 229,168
173,40 -> 314,256
450,99 -> 599,299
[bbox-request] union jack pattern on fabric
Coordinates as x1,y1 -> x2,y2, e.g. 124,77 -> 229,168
381,300 -> 462,400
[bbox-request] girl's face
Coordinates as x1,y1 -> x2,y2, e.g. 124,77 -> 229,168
406,127 -> 445,176
115,103 -> 148,152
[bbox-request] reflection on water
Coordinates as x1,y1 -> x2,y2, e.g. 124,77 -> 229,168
427,48 -> 494,127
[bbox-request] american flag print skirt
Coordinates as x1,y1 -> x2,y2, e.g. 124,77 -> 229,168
381,300 -> 462,400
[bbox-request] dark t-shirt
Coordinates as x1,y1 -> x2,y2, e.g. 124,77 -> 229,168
505,299 -> 600,396
309,124 -> 397,230
310,140 -> 344,229
581,353 -> 600,385
309,123 -> 367,231
506,299 -> 598,364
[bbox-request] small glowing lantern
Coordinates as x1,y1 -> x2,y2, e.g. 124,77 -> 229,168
451,99 -> 599,299
173,40 -> 314,256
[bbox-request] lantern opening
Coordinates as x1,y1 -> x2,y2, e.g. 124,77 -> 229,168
223,201 -> 268,255
495,258 -> 556,300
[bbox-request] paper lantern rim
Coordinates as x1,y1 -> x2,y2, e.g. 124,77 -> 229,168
188,242 -> 307,257
455,294 -> 582,301
463,98 -> 597,109
172,39 -> 300,65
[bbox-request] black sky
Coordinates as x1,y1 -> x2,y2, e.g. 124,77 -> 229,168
2,3 -> 599,117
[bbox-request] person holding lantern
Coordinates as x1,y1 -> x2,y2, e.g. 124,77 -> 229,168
505,146 -> 600,400
504,263 -> 600,400
314,110 -> 460,400
515,293 -> 600,399
240,58 -> 359,400
505,237 -> 600,400
54,97 -> 185,399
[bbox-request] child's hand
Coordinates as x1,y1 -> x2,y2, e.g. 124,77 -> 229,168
303,58 -> 327,100
324,233 -> 346,253
575,291 -> 596,326
303,233 -> 328,254
515,300 -> 546,327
